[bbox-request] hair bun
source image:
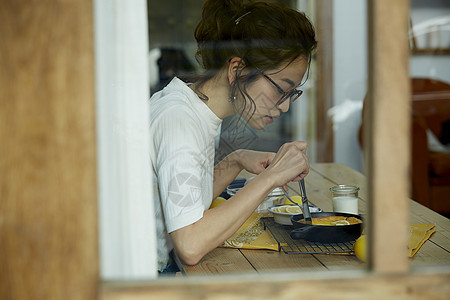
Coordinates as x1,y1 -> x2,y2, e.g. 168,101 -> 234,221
194,0 -> 317,72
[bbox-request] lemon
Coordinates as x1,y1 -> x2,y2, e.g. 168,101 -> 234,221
209,197 -> 227,209
353,235 -> 367,262
285,205 -> 302,214
284,195 -> 303,205
332,220 -> 350,226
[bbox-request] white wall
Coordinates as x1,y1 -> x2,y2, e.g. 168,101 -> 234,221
332,0 -> 367,173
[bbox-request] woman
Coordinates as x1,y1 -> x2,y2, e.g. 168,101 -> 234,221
150,0 -> 317,273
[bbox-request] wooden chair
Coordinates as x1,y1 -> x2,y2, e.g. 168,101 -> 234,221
411,78 -> 450,214
359,78 -> 450,214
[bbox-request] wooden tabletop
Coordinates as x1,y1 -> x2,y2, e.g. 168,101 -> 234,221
179,163 -> 450,275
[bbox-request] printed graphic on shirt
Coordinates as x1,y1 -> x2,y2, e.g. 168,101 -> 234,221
168,173 -> 201,207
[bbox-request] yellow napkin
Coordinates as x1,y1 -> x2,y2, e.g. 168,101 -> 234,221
408,223 -> 436,257
221,212 -> 281,251
210,197 -> 281,251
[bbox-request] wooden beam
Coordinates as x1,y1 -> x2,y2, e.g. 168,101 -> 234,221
366,0 -> 411,273
101,272 -> 450,299
315,0 -> 334,162
0,1 -> 98,299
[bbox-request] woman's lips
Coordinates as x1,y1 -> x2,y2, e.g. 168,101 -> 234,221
264,116 -> 274,124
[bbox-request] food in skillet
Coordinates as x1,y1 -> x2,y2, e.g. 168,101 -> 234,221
298,215 -> 362,226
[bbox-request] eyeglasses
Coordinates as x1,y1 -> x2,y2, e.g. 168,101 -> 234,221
262,74 -> 303,106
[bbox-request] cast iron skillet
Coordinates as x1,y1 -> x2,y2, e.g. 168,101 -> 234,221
290,212 -> 363,243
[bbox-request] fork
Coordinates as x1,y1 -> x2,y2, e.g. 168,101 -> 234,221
282,189 -> 303,209
299,179 -> 313,224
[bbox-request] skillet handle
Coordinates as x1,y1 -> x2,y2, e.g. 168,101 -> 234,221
290,226 -> 314,240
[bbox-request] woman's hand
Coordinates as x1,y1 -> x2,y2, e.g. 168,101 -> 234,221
262,141 -> 309,189
233,149 -> 276,174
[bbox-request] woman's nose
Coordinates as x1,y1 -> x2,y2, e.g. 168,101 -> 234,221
277,99 -> 290,113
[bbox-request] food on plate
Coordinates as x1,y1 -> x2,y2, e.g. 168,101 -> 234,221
298,215 -> 362,226
272,205 -> 302,214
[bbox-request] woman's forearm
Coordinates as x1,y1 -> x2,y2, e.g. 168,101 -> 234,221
212,150 -> 244,199
170,170 -> 275,265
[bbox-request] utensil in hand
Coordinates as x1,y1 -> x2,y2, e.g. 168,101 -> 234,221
299,179 -> 312,225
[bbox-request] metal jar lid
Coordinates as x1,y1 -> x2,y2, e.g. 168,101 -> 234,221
267,187 -> 284,198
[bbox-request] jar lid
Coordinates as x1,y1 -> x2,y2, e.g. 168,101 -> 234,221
268,187 -> 284,197
330,185 -> 360,193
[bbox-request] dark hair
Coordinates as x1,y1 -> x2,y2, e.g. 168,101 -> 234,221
189,0 -> 317,121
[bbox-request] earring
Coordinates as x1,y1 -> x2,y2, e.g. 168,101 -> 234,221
229,95 -> 237,102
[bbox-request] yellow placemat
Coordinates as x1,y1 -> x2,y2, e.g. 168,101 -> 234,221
409,223 -> 436,257
221,212 -> 281,251
210,197 -> 281,251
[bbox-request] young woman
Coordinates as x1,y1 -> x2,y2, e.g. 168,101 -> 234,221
150,0 -> 317,273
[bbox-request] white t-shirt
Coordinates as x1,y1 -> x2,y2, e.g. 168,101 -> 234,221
149,77 -> 222,271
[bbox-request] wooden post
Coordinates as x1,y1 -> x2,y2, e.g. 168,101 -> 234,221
366,0 -> 411,273
0,1 -> 98,299
315,0 -> 334,162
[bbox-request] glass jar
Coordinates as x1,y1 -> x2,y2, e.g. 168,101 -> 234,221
255,187 -> 285,214
329,185 -> 360,215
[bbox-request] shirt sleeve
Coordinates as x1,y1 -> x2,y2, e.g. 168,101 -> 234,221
152,103 -> 207,233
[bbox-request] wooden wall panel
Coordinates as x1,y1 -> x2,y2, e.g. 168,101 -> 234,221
0,1 -> 98,299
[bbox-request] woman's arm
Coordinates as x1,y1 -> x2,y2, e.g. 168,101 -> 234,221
171,141 -> 309,265
171,171 -> 274,265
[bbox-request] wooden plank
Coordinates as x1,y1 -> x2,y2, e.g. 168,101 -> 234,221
0,1 -> 98,299
239,249 -> 327,272
409,200 -> 450,232
315,0 -> 334,162
101,273 -> 450,300
367,0 -> 411,273
182,248 -> 257,275
311,253 -> 366,271
410,240 -> 450,268
310,163 -> 368,200
409,200 -> 450,251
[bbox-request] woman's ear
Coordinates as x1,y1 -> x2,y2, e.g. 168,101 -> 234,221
227,57 -> 246,85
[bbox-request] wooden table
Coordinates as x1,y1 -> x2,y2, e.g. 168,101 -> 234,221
179,163 -> 450,275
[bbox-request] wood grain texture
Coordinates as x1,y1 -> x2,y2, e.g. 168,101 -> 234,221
239,249 -> 327,272
182,248 -> 256,275
315,0 -> 334,162
367,0 -> 411,273
0,1 -> 98,299
101,272 -> 450,300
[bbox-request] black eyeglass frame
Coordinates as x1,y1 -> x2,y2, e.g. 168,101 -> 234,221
262,74 -> 303,106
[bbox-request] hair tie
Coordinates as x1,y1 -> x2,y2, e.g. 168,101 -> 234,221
235,11 -> 251,25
